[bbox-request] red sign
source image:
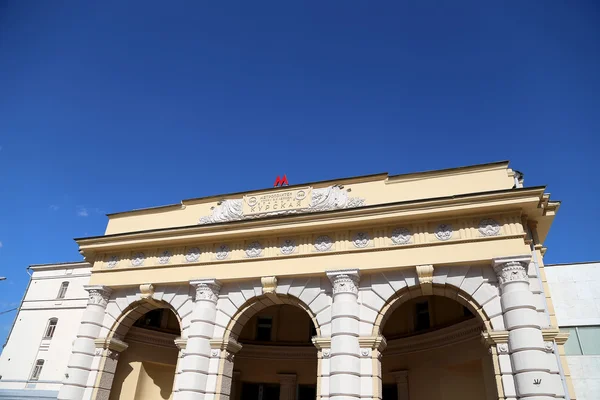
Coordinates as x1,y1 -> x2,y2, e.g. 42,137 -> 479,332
274,175 -> 289,187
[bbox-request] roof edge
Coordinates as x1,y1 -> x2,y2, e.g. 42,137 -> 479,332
28,261 -> 91,270
388,160 -> 509,182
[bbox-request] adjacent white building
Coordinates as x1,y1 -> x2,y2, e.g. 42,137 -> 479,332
0,262 -> 91,399
545,261 -> 600,400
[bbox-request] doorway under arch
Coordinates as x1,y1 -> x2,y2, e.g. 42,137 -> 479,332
109,307 -> 182,400
230,302 -> 319,400
379,295 -> 497,400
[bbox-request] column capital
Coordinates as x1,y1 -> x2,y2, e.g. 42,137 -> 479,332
492,255 -> 531,285
277,373 -> 297,384
190,279 -> 221,302
390,370 -> 408,383
84,285 -> 112,307
326,269 -> 359,295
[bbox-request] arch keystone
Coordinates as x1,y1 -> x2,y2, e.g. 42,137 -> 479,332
416,265 -> 434,295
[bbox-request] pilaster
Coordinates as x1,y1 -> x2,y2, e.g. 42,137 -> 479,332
58,285 -> 112,400
277,373 -> 297,400
326,269 -> 361,400
174,279 -> 221,400
493,256 -> 564,400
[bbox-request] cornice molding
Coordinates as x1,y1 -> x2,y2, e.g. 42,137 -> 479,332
125,326 -> 179,348
236,343 -> 317,360
77,187 -> 545,252
385,319 -> 482,356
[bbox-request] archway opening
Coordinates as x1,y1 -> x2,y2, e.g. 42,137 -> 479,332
380,295 -> 496,400
232,303 -> 318,400
109,307 -> 181,400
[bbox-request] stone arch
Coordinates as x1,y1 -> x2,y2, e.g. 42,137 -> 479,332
99,284 -> 194,341
88,285 -> 193,400
213,276 -> 332,342
358,264 -> 503,337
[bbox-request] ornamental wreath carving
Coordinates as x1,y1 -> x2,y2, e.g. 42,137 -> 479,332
199,185 -> 365,224
107,255 -> 119,269
131,252 -> 145,267
185,247 -> 201,262
391,227 -> 411,245
280,239 -> 296,255
245,241 -> 263,258
479,218 -> 500,236
215,244 -> 230,260
353,232 -> 369,248
314,235 -> 333,252
434,224 -> 453,241
158,250 -> 172,265
494,261 -> 528,285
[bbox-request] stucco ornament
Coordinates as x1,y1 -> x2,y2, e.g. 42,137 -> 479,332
352,232 -> 369,248
544,341 -> 555,353
322,349 -> 331,358
434,224 -> 453,241
86,286 -> 112,307
361,348 -> 371,357
131,252 -> 145,267
391,227 -> 411,245
215,244 -> 230,260
158,250 -> 171,265
192,280 -> 221,303
107,255 -> 119,269
327,271 -> 359,295
245,241 -> 263,258
494,261 -> 528,285
479,218 -> 500,236
314,235 -> 333,252
185,247 -> 201,262
280,239 -> 296,255
211,349 -> 220,357
497,343 -> 509,354
198,185 -> 365,224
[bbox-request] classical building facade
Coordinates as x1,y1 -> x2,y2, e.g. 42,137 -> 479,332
0,161 -> 581,400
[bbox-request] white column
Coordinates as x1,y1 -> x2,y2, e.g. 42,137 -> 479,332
326,270 -> 361,400
58,285 -> 112,400
494,256 -> 564,400
277,373 -> 297,400
175,279 -> 221,400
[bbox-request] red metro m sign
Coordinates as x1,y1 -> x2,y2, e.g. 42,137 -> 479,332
274,175 -> 289,187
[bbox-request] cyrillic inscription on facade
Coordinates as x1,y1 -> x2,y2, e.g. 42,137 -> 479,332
243,187 -> 312,216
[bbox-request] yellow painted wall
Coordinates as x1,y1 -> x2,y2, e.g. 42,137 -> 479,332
239,305 -> 314,344
104,163 -> 514,235
382,336 -> 491,400
109,340 -> 178,400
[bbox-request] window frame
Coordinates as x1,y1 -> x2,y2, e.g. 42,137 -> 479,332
30,359 -> 45,381
57,281 -> 69,299
44,318 -> 58,339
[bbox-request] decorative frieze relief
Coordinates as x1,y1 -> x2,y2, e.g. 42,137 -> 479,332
98,215 -> 515,270
198,185 -> 365,225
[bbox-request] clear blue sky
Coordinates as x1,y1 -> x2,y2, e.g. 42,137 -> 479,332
0,1 -> 598,345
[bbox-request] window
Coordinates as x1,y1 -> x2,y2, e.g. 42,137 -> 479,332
57,282 -> 69,299
44,318 -> 58,339
30,360 -> 44,380
563,326 -> 600,355
415,301 -> 431,331
256,316 -> 273,341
